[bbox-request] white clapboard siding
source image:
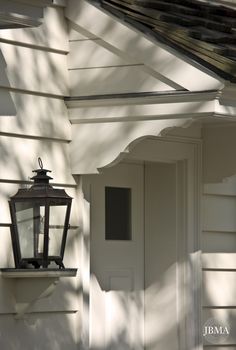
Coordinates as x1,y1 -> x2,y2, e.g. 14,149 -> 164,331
202,232 -> 236,253
202,308 -> 236,328
69,66 -> 173,96
203,180 -> 236,196
0,137 -> 75,184
0,88 -> 16,116
203,126 -> 236,184
0,91 -> 71,139
0,42 -> 68,95
202,179 -> 236,349
0,4 -> 81,347
203,195 -> 236,233
202,253 -> 236,269
202,309 -> 236,345
0,313 -> 80,349
0,7 -> 69,52
203,270 -> 236,307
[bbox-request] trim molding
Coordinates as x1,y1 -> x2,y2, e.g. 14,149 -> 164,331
65,90 -> 218,108
80,136 -> 203,350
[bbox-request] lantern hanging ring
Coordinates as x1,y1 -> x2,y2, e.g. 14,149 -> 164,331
38,157 -> 43,169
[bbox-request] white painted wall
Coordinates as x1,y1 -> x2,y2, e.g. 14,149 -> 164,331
0,4 -> 81,349
0,1 -> 235,350
202,125 -> 236,348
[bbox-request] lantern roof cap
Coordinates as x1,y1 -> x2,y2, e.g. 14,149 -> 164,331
9,158 -> 72,200
30,158 -> 53,185
10,187 -> 72,200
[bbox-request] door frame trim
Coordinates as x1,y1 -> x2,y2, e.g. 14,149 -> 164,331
80,135 -> 202,350
125,136 -> 202,350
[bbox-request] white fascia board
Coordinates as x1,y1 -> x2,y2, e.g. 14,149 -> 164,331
68,100 -> 215,124
65,90 -> 218,108
65,0 -> 224,92
66,91 -> 218,124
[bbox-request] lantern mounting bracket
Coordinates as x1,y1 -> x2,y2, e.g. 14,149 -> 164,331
0,268 -> 77,319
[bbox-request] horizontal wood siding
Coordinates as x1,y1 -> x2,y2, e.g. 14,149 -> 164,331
202,308 -> 236,346
0,313 -> 80,350
202,126 -> 236,348
0,43 -> 68,95
0,7 -> 68,52
203,195 -> 236,233
0,92 -> 71,139
0,6 -> 80,349
202,181 -> 236,347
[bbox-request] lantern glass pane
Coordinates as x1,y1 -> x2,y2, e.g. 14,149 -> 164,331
34,205 -> 45,256
15,202 -> 34,258
15,202 -> 45,258
48,205 -> 67,256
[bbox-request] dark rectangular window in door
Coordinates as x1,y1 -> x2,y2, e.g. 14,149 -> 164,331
105,186 -> 131,240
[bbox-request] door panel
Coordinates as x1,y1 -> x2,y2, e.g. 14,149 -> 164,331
90,161 -> 182,350
90,162 -> 144,350
144,162 -> 179,350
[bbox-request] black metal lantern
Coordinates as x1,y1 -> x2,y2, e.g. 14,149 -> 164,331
9,158 -> 72,269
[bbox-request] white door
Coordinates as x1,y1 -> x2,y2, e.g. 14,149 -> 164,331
88,138 -> 199,350
89,162 -> 144,350
144,162 -> 179,350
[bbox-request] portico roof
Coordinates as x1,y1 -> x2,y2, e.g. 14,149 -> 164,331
65,0 -> 236,174
91,0 -> 236,81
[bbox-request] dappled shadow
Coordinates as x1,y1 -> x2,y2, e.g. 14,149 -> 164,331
0,1 -> 233,350
89,251 -> 194,350
67,13 -> 182,95
85,153 -> 201,350
66,3 -> 221,173
0,50 -> 16,117
0,5 -> 80,350
201,127 -> 236,346
66,0 -> 223,93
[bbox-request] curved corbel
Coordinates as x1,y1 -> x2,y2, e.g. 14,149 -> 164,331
70,117 -> 196,174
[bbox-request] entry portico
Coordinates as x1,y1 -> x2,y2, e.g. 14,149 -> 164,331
0,0 -> 236,349
65,1 -> 236,349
